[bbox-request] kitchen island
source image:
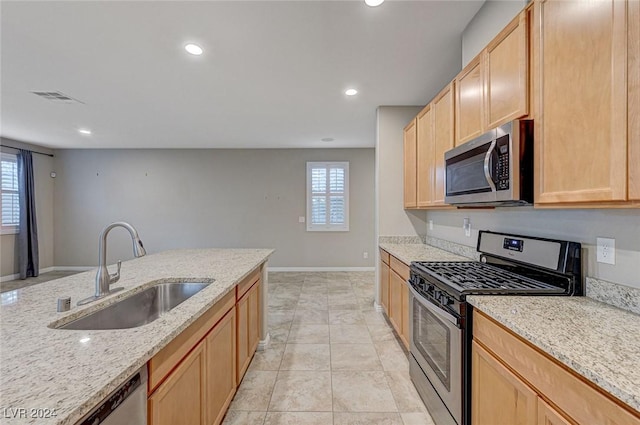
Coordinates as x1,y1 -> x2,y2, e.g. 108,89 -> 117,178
0,248 -> 273,425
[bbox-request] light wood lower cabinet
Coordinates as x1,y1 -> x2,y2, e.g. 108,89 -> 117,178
379,252 -> 390,315
237,279 -> 261,383
473,310 -> 640,425
537,399 -> 574,425
148,265 -> 264,425
206,308 -> 236,425
382,253 -> 410,351
472,341 -> 537,425
149,340 -> 206,425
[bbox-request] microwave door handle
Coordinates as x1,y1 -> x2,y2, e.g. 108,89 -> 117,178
483,140 -> 497,192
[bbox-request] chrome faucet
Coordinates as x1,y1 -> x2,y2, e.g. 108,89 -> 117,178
78,222 -> 146,306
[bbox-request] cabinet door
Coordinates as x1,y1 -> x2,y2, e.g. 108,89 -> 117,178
629,0 -> 640,201
248,281 -> 261,355
433,84 -> 455,205
380,259 -> 390,315
417,104 -> 434,207
149,341 -> 205,425
400,280 -> 409,350
389,270 -> 403,335
206,309 -> 236,425
455,56 -> 484,146
537,399 -> 574,425
403,118 -> 418,208
486,10 -> 529,129
236,294 -> 250,383
534,0 -> 628,203
472,341 -> 537,425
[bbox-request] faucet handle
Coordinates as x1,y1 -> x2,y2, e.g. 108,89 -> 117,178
109,260 -> 122,284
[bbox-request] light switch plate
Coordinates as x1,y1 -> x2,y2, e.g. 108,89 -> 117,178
299,216 -> 305,223
596,237 -> 615,265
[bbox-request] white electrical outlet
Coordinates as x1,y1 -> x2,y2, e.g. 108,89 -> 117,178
463,218 -> 471,237
428,220 -> 434,230
298,216 -> 305,223
363,252 -> 369,259
596,237 -> 615,265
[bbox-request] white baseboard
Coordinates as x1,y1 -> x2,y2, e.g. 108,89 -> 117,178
0,266 -> 93,282
257,333 -> 271,351
374,302 -> 384,312
268,267 -> 375,272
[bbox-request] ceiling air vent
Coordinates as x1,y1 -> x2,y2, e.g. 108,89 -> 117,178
32,91 -> 84,104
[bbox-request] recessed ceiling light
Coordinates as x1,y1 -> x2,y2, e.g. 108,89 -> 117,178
185,43 -> 203,55
345,88 -> 358,96
365,0 -> 385,7
78,128 -> 92,135
321,138 -> 335,142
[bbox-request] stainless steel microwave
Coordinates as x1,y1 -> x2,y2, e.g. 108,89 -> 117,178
444,120 -> 533,206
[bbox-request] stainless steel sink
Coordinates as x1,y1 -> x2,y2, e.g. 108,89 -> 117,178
58,282 -> 212,330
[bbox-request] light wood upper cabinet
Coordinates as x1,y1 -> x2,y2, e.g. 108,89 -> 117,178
416,104 -> 434,207
455,10 -> 529,147
486,10 -> 529,129
472,341 -> 537,425
403,118 -> 418,209
533,0 -> 629,204
628,0 -> 639,201
433,83 -> 455,206
149,341 -> 206,425
455,56 -> 484,146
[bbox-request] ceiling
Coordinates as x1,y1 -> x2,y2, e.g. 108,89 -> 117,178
1,1 -> 483,149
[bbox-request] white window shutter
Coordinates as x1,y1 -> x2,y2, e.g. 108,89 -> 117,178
307,162 -> 349,231
1,153 -> 20,232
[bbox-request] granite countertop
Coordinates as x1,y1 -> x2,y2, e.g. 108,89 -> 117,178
0,248 -> 273,425
467,295 -> 640,412
378,243 -> 471,264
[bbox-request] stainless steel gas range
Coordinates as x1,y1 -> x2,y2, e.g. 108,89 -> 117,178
408,230 -> 583,425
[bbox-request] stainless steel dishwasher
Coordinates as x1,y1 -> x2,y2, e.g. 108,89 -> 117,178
75,366 -> 147,425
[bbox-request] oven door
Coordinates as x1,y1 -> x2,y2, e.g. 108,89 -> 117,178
409,285 -> 462,425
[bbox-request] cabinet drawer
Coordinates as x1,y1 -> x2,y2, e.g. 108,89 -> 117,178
380,249 -> 390,265
390,256 -> 410,281
236,267 -> 261,301
149,290 -> 235,392
473,311 -> 640,425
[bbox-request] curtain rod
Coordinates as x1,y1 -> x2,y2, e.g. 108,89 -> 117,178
0,145 -> 54,158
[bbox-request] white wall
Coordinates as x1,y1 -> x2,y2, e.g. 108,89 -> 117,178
52,148 -> 375,269
376,106 -> 427,239
0,138 -> 55,277
461,0 -> 528,67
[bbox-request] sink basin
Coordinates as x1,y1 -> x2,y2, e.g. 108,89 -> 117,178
58,282 -> 212,330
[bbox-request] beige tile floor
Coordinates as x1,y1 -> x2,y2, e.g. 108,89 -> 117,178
223,271 -> 435,425
0,271 -> 79,293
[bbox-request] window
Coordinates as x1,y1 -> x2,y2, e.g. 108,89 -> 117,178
1,153 -> 19,234
306,161 -> 349,231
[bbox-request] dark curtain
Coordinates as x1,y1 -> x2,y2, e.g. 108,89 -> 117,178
17,149 -> 39,279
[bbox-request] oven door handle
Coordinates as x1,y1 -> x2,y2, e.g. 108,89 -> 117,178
483,139 -> 497,192
409,284 -> 460,327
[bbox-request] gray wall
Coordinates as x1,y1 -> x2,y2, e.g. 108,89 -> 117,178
52,149 -> 375,269
461,0 -> 528,67
0,138 -> 55,277
376,106 -> 427,239
426,209 -> 640,289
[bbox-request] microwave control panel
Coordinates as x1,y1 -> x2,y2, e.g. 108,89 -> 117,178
496,136 -> 510,190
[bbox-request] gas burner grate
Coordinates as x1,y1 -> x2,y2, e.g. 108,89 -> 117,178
412,261 -> 564,294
